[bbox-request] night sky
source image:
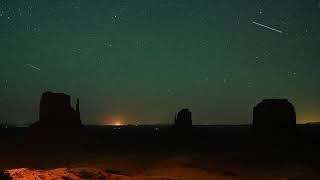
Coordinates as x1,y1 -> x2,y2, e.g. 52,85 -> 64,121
1,0 -> 320,126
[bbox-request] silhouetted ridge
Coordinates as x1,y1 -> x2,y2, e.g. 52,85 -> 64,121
253,99 -> 296,134
31,91 -> 81,128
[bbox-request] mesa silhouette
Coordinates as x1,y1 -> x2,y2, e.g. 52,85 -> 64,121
31,91 -> 82,129
174,108 -> 192,129
26,91 -> 299,138
253,99 -> 296,135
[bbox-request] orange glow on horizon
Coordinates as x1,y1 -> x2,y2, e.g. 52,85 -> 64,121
297,113 -> 320,124
113,120 -> 124,126
101,114 -> 127,126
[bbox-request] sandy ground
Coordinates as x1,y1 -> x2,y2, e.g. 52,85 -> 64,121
3,151 -> 320,180
4,167 -> 240,180
2,126 -> 320,179
5,166 -> 234,180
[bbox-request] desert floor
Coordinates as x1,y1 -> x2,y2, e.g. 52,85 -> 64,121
1,125 -> 320,179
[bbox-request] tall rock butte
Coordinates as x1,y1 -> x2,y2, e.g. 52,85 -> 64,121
253,99 -> 296,133
31,91 -> 81,128
174,108 -> 192,129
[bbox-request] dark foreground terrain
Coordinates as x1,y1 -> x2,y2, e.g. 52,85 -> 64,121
1,125 -> 320,179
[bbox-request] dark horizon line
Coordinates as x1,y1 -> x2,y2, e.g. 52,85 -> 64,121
3,121 -> 320,128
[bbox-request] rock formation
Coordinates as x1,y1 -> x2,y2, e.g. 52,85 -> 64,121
174,108 -> 192,128
31,91 -> 81,128
253,99 -> 296,133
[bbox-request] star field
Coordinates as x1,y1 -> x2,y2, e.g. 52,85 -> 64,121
0,0 -> 320,126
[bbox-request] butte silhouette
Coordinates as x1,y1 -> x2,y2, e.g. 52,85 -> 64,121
253,99 -> 296,134
31,91 -> 81,129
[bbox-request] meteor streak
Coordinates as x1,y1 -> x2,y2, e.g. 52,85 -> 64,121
252,21 -> 283,34
26,64 -> 41,71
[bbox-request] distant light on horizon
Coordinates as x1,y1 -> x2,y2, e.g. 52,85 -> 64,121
113,121 -> 124,126
101,114 -> 127,126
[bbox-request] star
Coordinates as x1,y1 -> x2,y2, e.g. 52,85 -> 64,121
104,42 -> 113,48
3,80 -> 9,89
223,74 -> 233,86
